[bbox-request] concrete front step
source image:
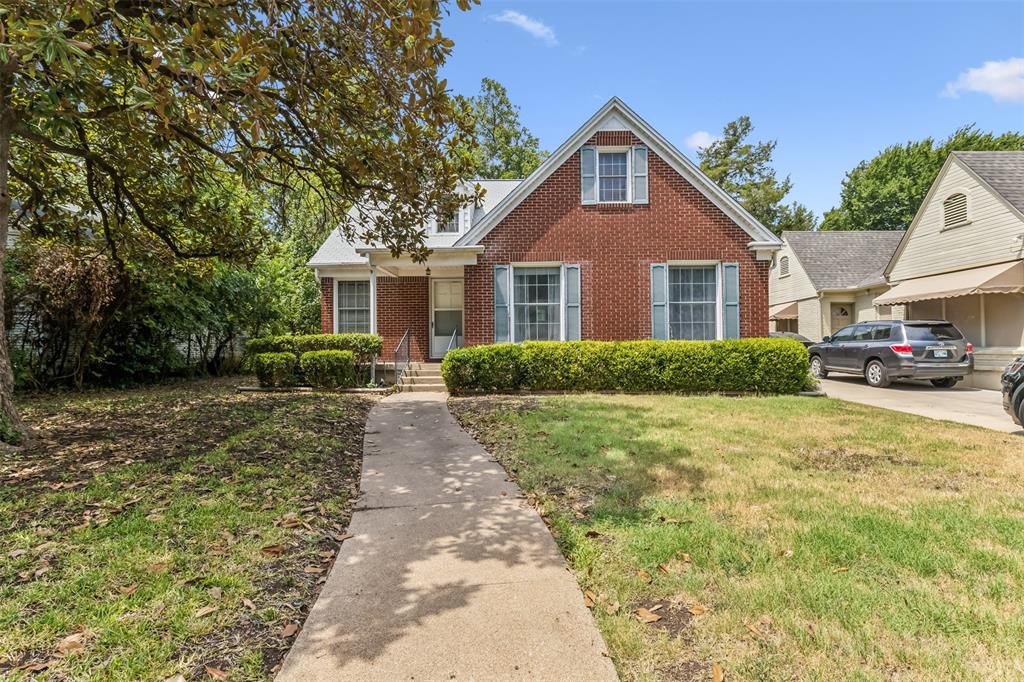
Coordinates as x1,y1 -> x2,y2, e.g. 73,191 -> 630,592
399,382 -> 447,392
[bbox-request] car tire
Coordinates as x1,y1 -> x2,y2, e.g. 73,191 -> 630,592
810,355 -> 828,379
1018,398 -> 1024,427
930,378 -> 959,388
864,360 -> 890,388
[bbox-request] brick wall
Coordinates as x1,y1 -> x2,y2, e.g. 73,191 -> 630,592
376,276 -> 430,362
319,277 -> 333,334
464,130 -> 770,345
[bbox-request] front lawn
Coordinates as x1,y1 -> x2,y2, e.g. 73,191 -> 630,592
0,378 -> 373,680
451,394 -> 1024,681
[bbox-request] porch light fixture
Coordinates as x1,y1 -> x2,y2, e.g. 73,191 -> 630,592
426,267 -> 431,277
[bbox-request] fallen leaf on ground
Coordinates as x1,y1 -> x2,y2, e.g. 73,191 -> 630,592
119,584 -> 138,596
833,566 -> 849,574
604,601 -> 620,615
583,590 -> 597,608
303,566 -> 324,574
712,661 -> 725,682
162,675 -> 186,682
195,606 -> 218,618
205,666 -> 228,680
635,608 -> 662,624
55,631 -> 89,656
280,622 -> 300,638
745,622 -> 763,638
637,569 -> 652,584
8,549 -> 27,559
688,604 -> 707,616
147,562 -> 169,574
209,587 -> 223,599
648,603 -> 664,612
17,660 -> 55,672
332,532 -> 354,542
261,544 -> 285,557
242,598 -> 256,610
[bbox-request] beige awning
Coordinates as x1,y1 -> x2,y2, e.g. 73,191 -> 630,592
875,260 -> 1024,305
769,301 -> 799,319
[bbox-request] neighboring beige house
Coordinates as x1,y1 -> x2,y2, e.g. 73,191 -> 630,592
769,230 -> 905,341
876,151 -> 1024,389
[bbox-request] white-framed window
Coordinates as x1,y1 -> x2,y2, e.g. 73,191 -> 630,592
336,280 -> 371,333
779,255 -> 790,277
598,150 -> 629,202
943,192 -> 969,229
667,265 -> 719,341
513,267 -> 562,342
437,210 -> 459,234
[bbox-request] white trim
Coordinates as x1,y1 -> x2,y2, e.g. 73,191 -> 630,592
332,279 -> 338,334
454,97 -> 781,249
428,277 -> 464,359
369,268 -> 377,335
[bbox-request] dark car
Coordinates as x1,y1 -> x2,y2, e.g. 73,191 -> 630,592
770,331 -> 814,347
809,320 -> 973,388
1001,356 -> 1024,426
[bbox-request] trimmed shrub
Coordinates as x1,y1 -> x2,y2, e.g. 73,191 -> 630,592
442,338 -> 809,395
252,352 -> 299,388
300,350 -> 355,389
244,333 -> 382,381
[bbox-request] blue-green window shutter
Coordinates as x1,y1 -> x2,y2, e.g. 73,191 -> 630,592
723,263 -> 740,339
564,264 -> 581,340
580,147 -> 597,204
493,265 -> 511,343
650,263 -> 668,340
632,146 -> 648,204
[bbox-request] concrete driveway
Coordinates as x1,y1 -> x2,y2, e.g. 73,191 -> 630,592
821,376 -> 1022,435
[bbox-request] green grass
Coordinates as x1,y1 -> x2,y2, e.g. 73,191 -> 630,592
0,378 -> 373,680
451,394 -> 1024,682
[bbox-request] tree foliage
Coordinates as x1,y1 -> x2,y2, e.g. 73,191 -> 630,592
0,0 -> 480,439
466,78 -> 547,179
698,116 -> 816,234
822,125 -> 1024,231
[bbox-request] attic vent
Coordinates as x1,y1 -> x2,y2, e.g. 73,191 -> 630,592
779,256 -> 790,277
943,193 -> 968,228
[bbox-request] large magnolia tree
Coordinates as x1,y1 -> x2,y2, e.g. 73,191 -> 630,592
0,0 -> 479,442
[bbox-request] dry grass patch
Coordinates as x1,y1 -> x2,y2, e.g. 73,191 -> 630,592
451,393 -> 1024,681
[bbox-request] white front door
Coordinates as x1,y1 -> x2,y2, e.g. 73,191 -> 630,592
431,279 -> 464,358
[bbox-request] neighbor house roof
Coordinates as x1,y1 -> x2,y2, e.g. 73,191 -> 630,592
455,97 -> 781,251
783,230 -> 904,291
951,151 -> 1024,215
307,179 -> 521,267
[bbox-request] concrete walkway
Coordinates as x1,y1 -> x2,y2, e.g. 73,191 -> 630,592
822,376 -> 1022,435
277,392 -> 617,682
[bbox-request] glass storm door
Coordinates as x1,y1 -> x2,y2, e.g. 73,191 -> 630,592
431,279 -> 464,358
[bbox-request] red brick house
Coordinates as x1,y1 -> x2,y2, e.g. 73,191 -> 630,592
309,98 -> 782,361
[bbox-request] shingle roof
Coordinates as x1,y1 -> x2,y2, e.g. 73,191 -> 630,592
953,151 -> 1024,215
308,179 -> 522,267
783,230 -> 905,291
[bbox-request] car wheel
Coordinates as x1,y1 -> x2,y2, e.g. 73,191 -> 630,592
930,378 -> 959,388
865,360 -> 890,388
1018,398 -> 1024,427
810,355 -> 828,379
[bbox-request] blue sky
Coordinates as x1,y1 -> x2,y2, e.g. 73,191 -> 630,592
438,1 -> 1024,220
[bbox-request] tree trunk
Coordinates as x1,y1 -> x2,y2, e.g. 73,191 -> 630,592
0,74 -> 28,443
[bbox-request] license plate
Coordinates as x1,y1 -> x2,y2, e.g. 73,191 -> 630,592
933,350 -> 949,358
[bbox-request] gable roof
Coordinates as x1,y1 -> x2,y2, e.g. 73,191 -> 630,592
454,97 -> 781,250
784,230 -> 904,291
308,179 -> 521,267
952,151 -> 1024,215
883,151 -> 1024,276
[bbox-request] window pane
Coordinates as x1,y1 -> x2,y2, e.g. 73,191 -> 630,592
598,151 -> 628,202
513,267 -> 561,342
667,266 -> 717,340
336,281 -> 371,333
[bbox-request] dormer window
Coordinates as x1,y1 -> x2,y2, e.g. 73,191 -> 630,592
437,210 -> 459,234
779,256 -> 790,277
581,145 -> 649,206
943,193 -> 968,228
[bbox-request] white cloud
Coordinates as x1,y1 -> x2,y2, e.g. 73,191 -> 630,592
492,10 -> 558,46
942,57 -> 1024,102
684,130 -> 720,150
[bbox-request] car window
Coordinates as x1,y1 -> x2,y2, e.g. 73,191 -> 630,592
871,325 -> 893,341
831,326 -> 856,342
852,325 -> 874,341
904,323 -> 964,341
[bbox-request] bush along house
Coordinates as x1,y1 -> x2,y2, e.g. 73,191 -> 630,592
308,98 -> 783,366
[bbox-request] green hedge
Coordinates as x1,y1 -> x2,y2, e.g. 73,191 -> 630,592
245,333 -> 382,365
441,339 -> 809,395
252,352 -> 299,388
299,350 -> 355,389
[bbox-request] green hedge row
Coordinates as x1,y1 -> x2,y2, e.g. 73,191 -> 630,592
253,350 -> 356,388
441,339 -> 810,395
245,333 -> 382,365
